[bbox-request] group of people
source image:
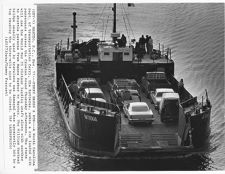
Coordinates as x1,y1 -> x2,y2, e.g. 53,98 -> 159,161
114,34 -> 154,62
138,35 -> 153,56
134,35 -> 153,62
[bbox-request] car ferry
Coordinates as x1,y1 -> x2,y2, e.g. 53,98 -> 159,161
53,4 -> 211,158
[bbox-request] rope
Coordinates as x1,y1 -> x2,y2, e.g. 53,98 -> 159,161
91,4 -> 108,38
103,15 -> 110,41
119,4 -> 130,43
123,16 -> 130,43
121,4 -> 135,40
101,17 -> 105,40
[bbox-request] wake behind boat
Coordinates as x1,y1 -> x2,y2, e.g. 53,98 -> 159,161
53,4 -> 211,158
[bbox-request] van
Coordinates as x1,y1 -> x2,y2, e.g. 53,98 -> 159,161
159,93 -> 180,122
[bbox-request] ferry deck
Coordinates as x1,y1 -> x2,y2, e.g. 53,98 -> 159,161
101,85 -> 180,150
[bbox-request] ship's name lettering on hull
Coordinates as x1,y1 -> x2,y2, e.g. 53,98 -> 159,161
84,114 -> 97,122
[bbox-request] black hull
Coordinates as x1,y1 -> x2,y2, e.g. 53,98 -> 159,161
191,109 -> 211,148
54,85 -> 120,157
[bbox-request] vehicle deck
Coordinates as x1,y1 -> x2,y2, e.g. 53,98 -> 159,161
56,54 -> 173,64
101,85 -> 180,149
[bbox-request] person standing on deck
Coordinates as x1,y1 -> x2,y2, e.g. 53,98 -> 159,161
145,35 -> 149,54
121,34 -> 127,47
148,36 -> 153,59
137,45 -> 144,63
139,35 -> 146,54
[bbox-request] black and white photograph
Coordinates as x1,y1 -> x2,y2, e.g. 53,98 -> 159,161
36,2 -> 224,171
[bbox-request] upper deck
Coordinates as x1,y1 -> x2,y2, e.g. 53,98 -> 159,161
55,43 -> 175,86
56,41 -> 173,64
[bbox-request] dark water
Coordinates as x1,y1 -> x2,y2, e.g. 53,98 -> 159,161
37,3 -> 225,171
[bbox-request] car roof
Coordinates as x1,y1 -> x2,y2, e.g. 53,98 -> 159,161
119,89 -> 138,93
162,93 -> 179,99
85,88 -> 103,94
113,78 -> 138,88
156,88 -> 174,93
78,78 -> 97,83
94,98 -> 106,102
146,71 -> 165,74
129,102 -> 148,107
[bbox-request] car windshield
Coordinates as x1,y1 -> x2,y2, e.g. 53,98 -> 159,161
131,105 -> 149,112
156,92 -> 163,97
156,91 -> 172,97
131,94 -> 140,101
81,81 -> 98,88
164,99 -> 179,106
87,93 -> 105,99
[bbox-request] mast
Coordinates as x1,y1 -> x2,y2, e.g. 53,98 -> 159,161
112,3 -> 117,43
113,3 -> 116,33
71,12 -> 77,42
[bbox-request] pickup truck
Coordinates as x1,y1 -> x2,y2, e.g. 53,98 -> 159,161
150,88 -> 174,110
141,72 -> 171,98
108,79 -> 141,109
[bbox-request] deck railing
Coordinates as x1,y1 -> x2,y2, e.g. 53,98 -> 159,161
58,75 -> 74,113
167,74 -> 194,104
80,98 -> 120,113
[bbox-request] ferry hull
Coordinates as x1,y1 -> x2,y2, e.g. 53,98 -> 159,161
55,84 -> 210,158
191,109 -> 211,148
55,85 -> 120,156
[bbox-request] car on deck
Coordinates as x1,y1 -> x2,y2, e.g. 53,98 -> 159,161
123,102 -> 154,124
108,78 -> 141,108
150,88 -> 174,110
77,78 -> 100,90
141,72 -> 171,98
81,88 -> 107,102
159,93 -> 180,122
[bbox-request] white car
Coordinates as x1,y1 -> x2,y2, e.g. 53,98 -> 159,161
82,88 -> 107,102
123,102 -> 154,124
77,78 -> 99,90
150,88 -> 174,109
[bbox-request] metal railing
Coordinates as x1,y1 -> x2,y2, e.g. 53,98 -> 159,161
58,75 -> 74,113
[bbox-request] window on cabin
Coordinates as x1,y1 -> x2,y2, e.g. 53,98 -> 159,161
104,52 -> 110,55
124,52 -> 129,56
